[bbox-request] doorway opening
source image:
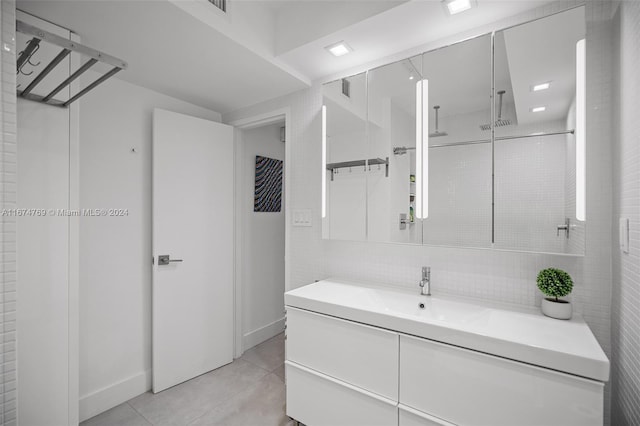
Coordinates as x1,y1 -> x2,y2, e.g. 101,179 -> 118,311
231,109 -> 290,358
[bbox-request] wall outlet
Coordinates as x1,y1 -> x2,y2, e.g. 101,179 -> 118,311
293,209 -> 312,227
619,217 -> 629,254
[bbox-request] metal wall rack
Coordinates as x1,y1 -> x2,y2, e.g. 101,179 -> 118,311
16,20 -> 128,107
326,157 -> 389,181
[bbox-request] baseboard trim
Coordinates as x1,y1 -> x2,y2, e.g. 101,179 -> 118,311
243,317 -> 285,352
79,370 -> 151,422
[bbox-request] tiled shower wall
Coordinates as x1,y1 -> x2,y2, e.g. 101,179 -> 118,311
224,2 -> 616,423
611,1 -> 640,424
0,1 -> 17,425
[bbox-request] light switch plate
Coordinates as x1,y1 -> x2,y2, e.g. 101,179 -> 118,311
619,217 -> 629,254
293,209 -> 312,227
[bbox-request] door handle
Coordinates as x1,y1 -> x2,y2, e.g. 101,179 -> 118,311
158,255 -> 183,265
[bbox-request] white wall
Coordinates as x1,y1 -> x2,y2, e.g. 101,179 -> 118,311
15,11 -> 80,426
0,2 -> 18,425
223,2 -> 614,423
17,97 -> 72,426
240,123 -> 286,349
78,72 -> 221,420
611,2 -> 640,424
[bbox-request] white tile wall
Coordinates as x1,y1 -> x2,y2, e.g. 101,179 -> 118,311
611,1 -> 640,424
494,123 -> 567,253
0,1 -> 17,426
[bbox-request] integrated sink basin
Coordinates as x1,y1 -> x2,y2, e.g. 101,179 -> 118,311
285,278 -> 609,382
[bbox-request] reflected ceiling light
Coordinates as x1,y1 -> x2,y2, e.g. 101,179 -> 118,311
531,106 -> 546,113
532,82 -> 551,92
442,0 -> 475,15
409,75 -> 415,80
325,41 -> 352,57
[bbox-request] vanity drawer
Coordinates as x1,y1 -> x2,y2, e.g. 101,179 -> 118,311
399,335 -> 604,426
399,404 -> 456,426
286,361 -> 398,426
286,307 -> 399,400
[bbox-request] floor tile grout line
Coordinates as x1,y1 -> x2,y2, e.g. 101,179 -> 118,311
126,401 -> 154,426
239,356 -> 276,375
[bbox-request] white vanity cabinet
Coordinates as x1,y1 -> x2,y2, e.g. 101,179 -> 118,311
285,280 -> 608,426
399,335 -> 604,426
285,307 -> 399,426
286,307 -> 399,399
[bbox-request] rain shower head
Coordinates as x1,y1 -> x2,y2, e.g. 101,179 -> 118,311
429,106 -> 448,138
480,90 -> 512,131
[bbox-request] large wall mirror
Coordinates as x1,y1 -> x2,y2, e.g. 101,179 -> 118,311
493,8 -> 585,254
421,34 -> 492,249
367,55 -> 423,244
321,73 -> 368,241
322,7 -> 586,255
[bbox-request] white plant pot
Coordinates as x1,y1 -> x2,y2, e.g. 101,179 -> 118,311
541,298 -> 572,320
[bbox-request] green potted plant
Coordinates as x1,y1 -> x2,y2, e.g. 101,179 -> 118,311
537,268 -> 574,319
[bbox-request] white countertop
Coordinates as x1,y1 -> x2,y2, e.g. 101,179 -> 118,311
284,279 -> 610,382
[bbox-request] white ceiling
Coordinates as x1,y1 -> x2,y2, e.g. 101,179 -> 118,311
501,7 -> 585,125
277,0 -> 553,82
331,34 -> 498,121
16,0 -> 309,113
16,0 -> 562,114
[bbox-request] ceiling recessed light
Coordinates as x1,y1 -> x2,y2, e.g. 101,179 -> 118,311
442,0 -> 475,15
532,82 -> 551,92
531,106 -> 546,113
409,75 -> 415,80
325,41 -> 352,57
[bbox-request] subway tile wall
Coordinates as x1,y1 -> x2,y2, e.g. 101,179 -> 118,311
0,1 -> 17,425
611,1 -> 640,424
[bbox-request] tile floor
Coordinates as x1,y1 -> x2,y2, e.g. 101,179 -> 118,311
82,333 -> 291,426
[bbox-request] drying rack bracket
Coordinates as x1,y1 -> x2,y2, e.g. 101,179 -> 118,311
326,157 -> 389,181
16,20 -> 127,107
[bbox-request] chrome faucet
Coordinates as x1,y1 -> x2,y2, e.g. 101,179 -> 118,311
419,266 -> 431,296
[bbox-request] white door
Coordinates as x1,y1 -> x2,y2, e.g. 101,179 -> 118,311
152,108 -> 234,393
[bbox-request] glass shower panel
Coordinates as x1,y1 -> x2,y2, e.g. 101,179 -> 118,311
366,55 -> 423,244
421,34 -> 492,248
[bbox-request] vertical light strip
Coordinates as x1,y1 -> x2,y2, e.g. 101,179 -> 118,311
422,80 -> 429,218
415,82 -> 422,219
576,38 -> 586,221
415,79 -> 429,219
321,105 -> 327,218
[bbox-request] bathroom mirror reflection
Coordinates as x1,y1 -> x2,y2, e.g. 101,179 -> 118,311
367,55 -> 423,244
420,34 -> 493,248
321,7 -> 586,256
321,73 -> 368,241
493,7 -> 586,254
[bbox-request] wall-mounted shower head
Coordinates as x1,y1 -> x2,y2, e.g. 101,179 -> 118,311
429,106 -> 448,138
480,90 -> 513,131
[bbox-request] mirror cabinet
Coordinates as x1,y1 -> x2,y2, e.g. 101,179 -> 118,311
322,7 -> 585,255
